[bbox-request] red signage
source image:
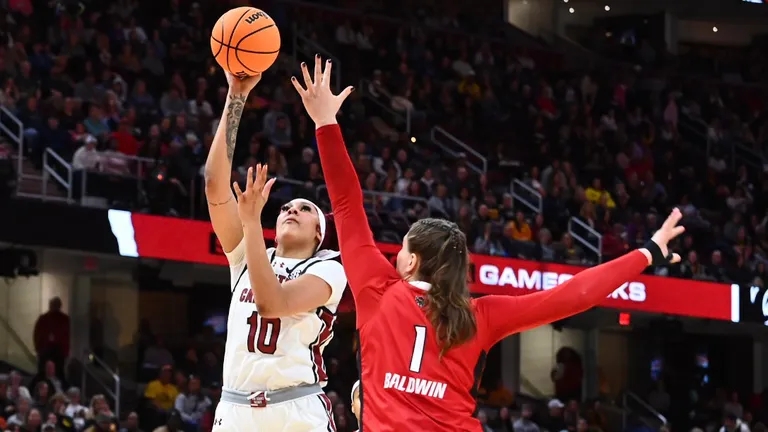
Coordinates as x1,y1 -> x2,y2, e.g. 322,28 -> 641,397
118,213 -> 733,321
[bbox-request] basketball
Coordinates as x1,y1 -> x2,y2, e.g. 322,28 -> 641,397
210,7 -> 281,77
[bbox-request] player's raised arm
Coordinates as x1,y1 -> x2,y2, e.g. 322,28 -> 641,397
204,72 -> 261,260
476,208 -> 686,348
292,56 -> 401,319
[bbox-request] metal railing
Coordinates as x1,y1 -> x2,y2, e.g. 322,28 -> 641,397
314,184 -> 431,216
568,217 -> 603,263
679,107 -> 763,171
0,313 -> 37,373
511,179 -> 542,213
291,24 -> 341,91
359,78 -> 412,135
622,391 -> 667,431
42,148 -> 74,203
0,106 -> 34,188
430,127 -> 487,175
81,351 -> 121,416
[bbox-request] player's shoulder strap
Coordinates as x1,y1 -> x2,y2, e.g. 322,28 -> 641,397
266,247 -> 277,262
290,249 -> 341,277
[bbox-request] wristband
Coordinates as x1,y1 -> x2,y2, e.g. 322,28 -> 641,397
643,240 -> 674,266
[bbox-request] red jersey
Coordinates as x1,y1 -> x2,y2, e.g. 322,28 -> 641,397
316,124 -> 649,431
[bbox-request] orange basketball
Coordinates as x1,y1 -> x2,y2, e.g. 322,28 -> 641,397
210,7 -> 281,76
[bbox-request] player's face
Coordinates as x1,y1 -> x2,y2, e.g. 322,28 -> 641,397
276,200 -> 321,246
396,235 -> 418,279
351,387 -> 361,422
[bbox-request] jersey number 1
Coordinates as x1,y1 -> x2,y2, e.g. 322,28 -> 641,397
247,312 -> 281,355
409,325 -> 427,373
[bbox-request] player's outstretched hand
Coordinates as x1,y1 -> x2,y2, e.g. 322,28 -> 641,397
650,207 -> 686,264
233,164 -> 276,224
291,54 -> 353,127
226,72 -> 261,96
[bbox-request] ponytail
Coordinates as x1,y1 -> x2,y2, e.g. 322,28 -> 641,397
407,219 -> 476,356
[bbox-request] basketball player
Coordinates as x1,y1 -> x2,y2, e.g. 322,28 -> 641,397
292,56 -> 685,431
204,71 -> 346,431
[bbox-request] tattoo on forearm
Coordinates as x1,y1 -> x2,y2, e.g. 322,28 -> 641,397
225,94 -> 247,162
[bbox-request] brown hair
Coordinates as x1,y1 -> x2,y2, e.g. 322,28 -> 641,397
406,218 -> 476,355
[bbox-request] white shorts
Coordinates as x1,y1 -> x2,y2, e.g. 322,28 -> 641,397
212,394 -> 336,432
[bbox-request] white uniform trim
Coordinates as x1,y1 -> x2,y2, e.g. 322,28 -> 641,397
408,281 -> 432,291
221,238 -> 347,392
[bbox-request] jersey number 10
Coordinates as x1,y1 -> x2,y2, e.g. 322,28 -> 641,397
247,312 -> 281,354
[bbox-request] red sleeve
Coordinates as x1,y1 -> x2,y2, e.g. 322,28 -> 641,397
475,250 -> 648,348
316,125 -> 401,326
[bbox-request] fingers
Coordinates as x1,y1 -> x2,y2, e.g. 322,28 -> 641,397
338,85 -> 354,103
300,62 -> 314,97
258,163 -> 268,187
669,253 -> 681,264
233,181 -> 244,200
262,177 -> 276,199
661,207 -> 682,230
245,166 -> 254,191
290,76 -> 306,96
671,225 -> 686,238
314,55 -> 323,88
322,58 -> 332,88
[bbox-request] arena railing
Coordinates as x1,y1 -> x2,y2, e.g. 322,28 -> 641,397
314,184 -> 431,217
81,351 -> 121,418
358,78 -> 412,135
679,92 -> 763,171
511,179 -> 542,214
42,148 -> 75,203
621,390 -> 667,431
37,148 -> 199,215
430,127 -> 487,175
567,217 -> 603,264
277,0 -> 562,70
0,313 -> 37,373
291,24 -> 341,92
0,106 -> 35,187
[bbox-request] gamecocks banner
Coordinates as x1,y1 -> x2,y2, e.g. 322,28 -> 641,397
0,199 -> 736,321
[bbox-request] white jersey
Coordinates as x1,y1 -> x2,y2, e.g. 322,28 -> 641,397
222,240 -> 347,392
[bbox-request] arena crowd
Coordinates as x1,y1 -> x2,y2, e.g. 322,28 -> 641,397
2,0 -> 768,431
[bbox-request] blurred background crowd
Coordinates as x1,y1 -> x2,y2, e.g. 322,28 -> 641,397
1,0 -> 768,431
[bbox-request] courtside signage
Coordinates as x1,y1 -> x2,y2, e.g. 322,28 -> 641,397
106,211 -> 733,320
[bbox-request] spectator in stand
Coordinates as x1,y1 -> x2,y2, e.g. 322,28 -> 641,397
0,374 -> 12,418
26,408 -> 44,432
540,399 -> 567,432
477,410 -> 494,432
120,412 -> 144,432
72,135 -> 101,171
29,360 -> 67,395
174,375 -> 211,432
513,404 -> 540,432
64,387 -> 89,431
8,371 -> 31,401
152,409 -> 183,432
7,396 -> 31,427
33,381 -> 51,410
144,366 -> 179,421
33,297 -> 70,377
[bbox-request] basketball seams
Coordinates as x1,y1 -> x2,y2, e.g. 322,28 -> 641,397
234,24 -> 278,74
211,32 -> 280,54
225,8 -> 253,76
212,22 -> 225,59
211,7 -> 280,75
